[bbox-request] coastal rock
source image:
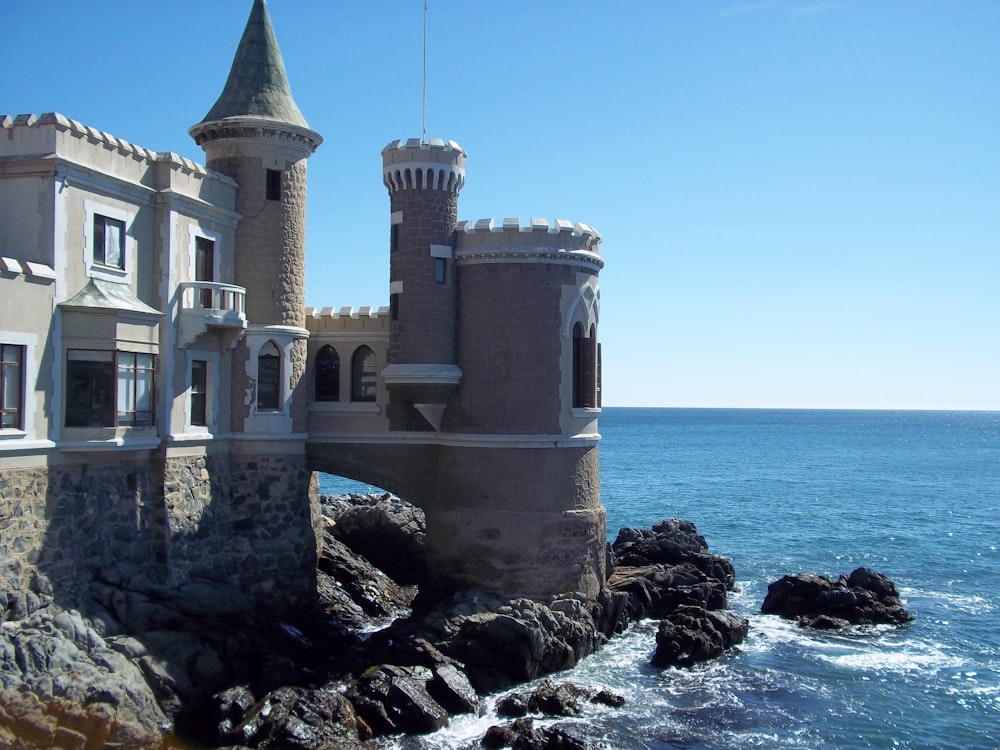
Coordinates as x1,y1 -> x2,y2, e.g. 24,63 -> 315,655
217,684 -> 363,749
611,519 -> 736,590
760,567 -> 914,627
351,664 -> 450,735
607,563 -> 728,621
0,607 -> 168,745
318,524 -> 415,624
440,597 -> 606,693
482,715 -> 591,750
651,604 -> 749,668
321,493 -> 427,585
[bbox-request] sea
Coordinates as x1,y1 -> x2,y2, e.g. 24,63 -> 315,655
319,408 -> 1000,750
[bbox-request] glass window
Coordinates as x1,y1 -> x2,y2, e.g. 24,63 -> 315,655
257,341 -> 281,410
351,346 -> 377,402
191,359 -> 208,426
116,352 -> 155,426
1,344 -> 24,429
66,350 -> 115,427
315,345 -> 340,402
572,323 -> 597,409
65,350 -> 156,427
435,257 -> 447,284
195,236 -> 215,309
93,214 -> 126,269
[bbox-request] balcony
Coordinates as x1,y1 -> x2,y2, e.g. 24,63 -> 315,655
177,281 -> 246,349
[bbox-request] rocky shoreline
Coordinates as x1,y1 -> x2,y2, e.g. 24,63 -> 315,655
0,494 -> 911,748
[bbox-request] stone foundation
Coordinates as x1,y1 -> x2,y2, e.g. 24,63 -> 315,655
0,447 -> 319,620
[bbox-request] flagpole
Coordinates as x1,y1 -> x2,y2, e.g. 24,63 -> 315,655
422,0 -> 428,143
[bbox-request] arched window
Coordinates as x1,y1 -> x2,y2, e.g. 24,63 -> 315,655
351,346 -> 377,402
315,345 -> 340,402
573,323 -> 598,409
257,341 -> 281,411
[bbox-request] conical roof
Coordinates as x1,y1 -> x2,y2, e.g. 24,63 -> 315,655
196,0 -> 310,129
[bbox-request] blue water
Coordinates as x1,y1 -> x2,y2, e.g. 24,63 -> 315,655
323,408 -> 1000,750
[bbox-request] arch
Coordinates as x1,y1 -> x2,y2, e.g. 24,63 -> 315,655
351,345 -> 377,402
257,340 -> 281,411
314,345 -> 340,402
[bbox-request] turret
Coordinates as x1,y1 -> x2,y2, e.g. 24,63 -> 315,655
189,0 -> 321,434
380,138 -> 466,431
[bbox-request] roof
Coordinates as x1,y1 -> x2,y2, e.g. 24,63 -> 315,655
59,278 -> 162,317
195,0 -> 310,130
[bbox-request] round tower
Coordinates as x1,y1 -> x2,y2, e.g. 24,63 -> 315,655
189,0 -> 321,435
380,138 -> 466,430
419,217 -> 607,599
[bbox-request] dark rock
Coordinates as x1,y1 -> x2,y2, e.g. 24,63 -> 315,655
607,563 -> 728,621
318,527 -> 415,621
590,689 -> 626,708
481,716 -> 590,750
352,664 -> 449,735
441,598 -> 605,693
430,663 -> 479,714
322,493 -> 427,585
651,604 -> 749,668
495,693 -> 530,718
527,680 -> 588,716
220,685 -> 362,749
611,519 -> 736,590
761,567 -> 914,627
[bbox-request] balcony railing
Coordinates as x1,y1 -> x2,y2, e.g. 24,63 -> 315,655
178,281 -> 247,349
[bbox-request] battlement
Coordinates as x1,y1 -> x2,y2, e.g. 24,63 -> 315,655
305,305 -> 391,333
382,137 -> 466,194
454,218 -> 603,268
0,113 -> 237,188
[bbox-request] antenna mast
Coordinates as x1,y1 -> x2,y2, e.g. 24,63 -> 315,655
422,0 -> 428,143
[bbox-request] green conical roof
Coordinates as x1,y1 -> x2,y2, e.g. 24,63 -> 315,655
197,0 -> 309,129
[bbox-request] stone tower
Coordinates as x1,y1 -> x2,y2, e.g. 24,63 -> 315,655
190,0 -> 321,435
380,138 -> 466,431
189,0 -> 322,602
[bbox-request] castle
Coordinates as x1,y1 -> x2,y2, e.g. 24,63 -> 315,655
0,0 -> 605,613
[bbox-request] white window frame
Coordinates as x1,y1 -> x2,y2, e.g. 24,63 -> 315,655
187,225 -> 222,283
83,199 -> 134,284
185,352 -> 219,433
0,332 -> 45,449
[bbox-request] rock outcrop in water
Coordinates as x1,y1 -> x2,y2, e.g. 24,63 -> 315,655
607,519 -> 748,668
761,567 -> 914,629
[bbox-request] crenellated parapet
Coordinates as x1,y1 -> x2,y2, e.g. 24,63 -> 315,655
382,138 -> 466,194
0,112 -> 238,188
305,305 -> 391,333
455,217 -> 603,270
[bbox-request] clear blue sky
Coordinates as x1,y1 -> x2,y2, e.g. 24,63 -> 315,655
5,1 -> 998,410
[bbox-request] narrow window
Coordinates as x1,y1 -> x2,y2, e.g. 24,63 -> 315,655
195,236 -> 215,309
266,169 -> 282,201
117,352 -> 155,426
596,341 -> 603,408
191,359 -> 208,425
572,324 -> 597,409
390,293 -> 399,321
66,350 -> 115,427
93,214 -> 125,269
351,346 -> 377,402
0,344 -> 24,429
315,345 -> 340,402
435,257 -> 447,284
390,223 -> 399,253
257,341 -> 281,410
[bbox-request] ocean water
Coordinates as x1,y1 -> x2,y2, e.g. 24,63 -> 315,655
321,408 -> 1000,749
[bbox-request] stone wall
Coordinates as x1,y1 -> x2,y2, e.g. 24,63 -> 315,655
0,458 -> 165,619
0,448 -> 319,620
